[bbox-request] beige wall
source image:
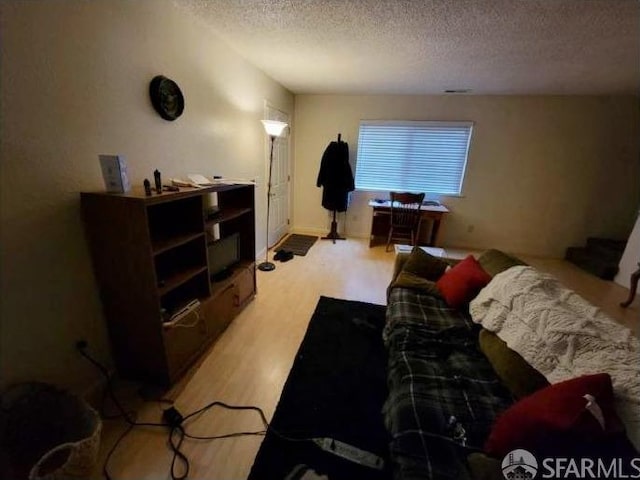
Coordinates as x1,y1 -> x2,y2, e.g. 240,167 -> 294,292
294,95 -> 640,257
0,1 -> 293,391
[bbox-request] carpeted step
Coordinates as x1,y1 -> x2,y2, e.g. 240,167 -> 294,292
586,237 -> 627,253
585,237 -> 627,262
565,246 -> 620,280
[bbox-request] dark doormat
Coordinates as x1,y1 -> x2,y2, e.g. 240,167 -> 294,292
276,234 -> 319,256
248,296 -> 392,480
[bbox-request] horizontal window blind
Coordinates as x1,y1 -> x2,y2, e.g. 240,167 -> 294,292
355,121 -> 473,195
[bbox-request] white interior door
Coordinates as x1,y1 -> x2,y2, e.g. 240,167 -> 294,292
265,104 -> 290,248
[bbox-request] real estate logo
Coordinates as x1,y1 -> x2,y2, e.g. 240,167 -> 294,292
501,450 -> 640,479
502,449 -> 538,479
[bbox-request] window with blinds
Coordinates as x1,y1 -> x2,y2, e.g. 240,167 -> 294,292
354,121 -> 473,195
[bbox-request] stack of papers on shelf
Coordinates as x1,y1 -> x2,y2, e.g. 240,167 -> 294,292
170,175 -> 257,188
170,178 -> 197,188
221,178 -> 256,185
170,175 -> 219,188
188,174 -> 215,186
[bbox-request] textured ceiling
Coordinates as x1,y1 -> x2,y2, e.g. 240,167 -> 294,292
176,0 -> 639,95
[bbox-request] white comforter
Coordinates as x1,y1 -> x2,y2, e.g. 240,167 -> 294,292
469,266 -> 640,449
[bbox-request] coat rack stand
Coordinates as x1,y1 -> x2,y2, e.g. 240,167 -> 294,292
322,209 -> 346,244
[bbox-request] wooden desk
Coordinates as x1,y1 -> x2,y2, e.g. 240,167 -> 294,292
368,200 -> 449,248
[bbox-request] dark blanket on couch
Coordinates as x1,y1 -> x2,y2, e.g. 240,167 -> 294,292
383,288 -> 514,480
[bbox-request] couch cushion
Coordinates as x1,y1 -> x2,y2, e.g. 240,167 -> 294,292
477,249 -> 526,277
436,255 -> 492,308
485,373 -> 630,458
391,252 -> 410,284
402,246 -> 450,280
479,329 -> 549,399
384,287 -> 514,480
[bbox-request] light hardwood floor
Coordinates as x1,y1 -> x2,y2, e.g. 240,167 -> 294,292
96,239 -> 638,480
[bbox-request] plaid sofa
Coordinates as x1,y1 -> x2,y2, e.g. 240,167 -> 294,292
383,265 -> 515,480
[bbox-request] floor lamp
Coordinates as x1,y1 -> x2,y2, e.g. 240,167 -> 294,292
258,119 -> 288,272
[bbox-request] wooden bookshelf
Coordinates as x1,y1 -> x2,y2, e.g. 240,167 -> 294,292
81,184 -> 256,386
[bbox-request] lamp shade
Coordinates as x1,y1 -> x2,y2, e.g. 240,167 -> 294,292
261,120 -> 288,137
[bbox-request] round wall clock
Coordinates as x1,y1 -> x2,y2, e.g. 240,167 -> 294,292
149,75 -> 184,121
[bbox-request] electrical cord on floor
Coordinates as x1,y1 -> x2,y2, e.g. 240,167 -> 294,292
181,400 -> 312,443
76,341 -> 138,423
168,425 -> 190,480
76,342 -> 169,480
101,423 -> 135,480
76,343 -> 315,480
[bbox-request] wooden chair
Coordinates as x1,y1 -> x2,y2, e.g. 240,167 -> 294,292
386,192 -> 426,252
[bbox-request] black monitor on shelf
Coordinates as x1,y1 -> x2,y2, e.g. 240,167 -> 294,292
208,233 -> 240,281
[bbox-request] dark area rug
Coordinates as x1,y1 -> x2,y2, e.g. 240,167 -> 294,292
276,234 -> 319,256
248,296 -> 392,480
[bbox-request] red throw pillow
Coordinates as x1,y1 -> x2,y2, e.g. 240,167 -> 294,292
485,373 -> 626,458
435,255 -> 491,308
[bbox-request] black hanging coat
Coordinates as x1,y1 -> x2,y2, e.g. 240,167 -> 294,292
316,140 -> 355,212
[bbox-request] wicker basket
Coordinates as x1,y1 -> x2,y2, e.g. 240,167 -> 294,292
28,407 -> 101,480
0,382 -> 102,480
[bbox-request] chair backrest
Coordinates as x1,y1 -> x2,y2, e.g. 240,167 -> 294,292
389,192 -> 425,227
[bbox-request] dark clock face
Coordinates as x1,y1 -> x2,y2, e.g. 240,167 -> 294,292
149,75 -> 184,121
